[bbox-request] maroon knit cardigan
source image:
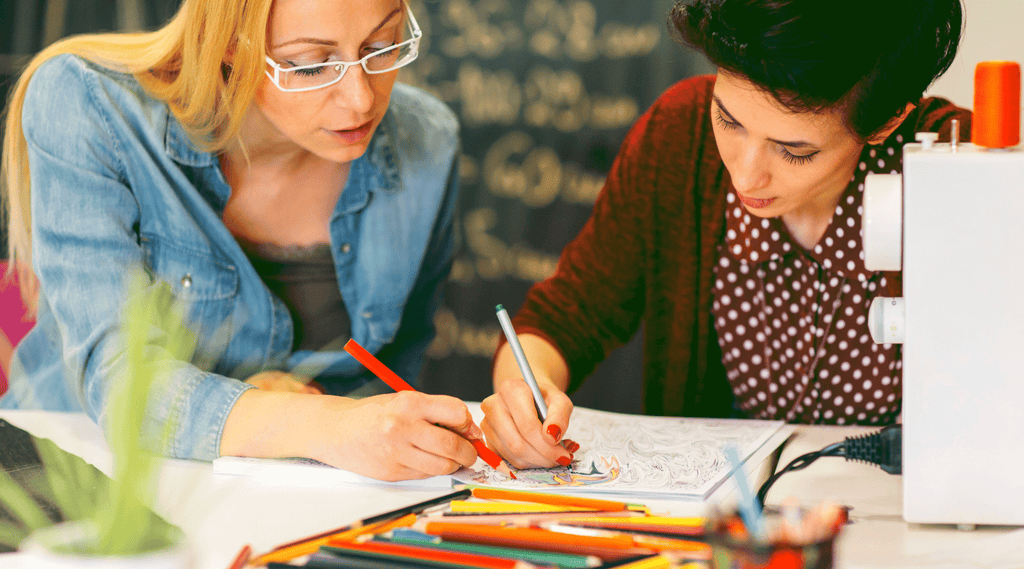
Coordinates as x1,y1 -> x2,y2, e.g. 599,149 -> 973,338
511,74 -> 970,419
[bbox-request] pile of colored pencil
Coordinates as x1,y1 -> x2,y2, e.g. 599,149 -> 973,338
247,487 -> 712,569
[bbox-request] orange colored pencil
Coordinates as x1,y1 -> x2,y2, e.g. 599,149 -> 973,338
324,538 -> 539,569
343,339 -> 515,479
250,513 -> 416,565
542,523 -> 710,556
471,487 -> 629,512
417,521 -> 654,560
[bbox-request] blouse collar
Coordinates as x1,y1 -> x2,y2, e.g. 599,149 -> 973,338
723,131 -> 909,284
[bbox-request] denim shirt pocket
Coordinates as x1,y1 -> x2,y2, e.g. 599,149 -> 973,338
140,234 -> 239,346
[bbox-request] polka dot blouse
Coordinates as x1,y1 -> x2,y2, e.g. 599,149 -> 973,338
712,137 -> 909,425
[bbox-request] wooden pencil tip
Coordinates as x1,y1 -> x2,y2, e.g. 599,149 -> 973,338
495,461 -> 517,480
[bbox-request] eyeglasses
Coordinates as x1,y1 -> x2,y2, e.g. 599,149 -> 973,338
264,5 -> 421,93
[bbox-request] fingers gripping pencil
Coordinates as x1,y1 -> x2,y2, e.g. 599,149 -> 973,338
343,339 -> 516,479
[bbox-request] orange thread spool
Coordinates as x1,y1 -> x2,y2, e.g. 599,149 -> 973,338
972,61 -> 1021,149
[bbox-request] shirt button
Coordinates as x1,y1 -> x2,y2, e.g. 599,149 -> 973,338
181,274 -> 192,289
363,311 -> 373,319
341,243 -> 352,254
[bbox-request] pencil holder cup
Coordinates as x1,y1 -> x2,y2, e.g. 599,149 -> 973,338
704,505 -> 843,569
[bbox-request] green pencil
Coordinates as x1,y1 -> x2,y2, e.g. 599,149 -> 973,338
376,531 -> 602,568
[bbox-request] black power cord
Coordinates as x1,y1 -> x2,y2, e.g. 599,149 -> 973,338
756,424 -> 902,507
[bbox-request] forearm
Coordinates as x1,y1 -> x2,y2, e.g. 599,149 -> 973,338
219,390 -> 360,459
492,334 -> 570,393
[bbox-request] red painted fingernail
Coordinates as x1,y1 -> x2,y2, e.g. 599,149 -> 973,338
569,443 -> 580,453
547,424 -> 561,442
556,456 -> 572,467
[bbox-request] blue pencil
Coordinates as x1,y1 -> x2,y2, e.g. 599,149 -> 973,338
725,445 -> 763,540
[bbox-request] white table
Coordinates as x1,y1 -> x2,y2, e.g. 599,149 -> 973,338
2,411 -> 1021,569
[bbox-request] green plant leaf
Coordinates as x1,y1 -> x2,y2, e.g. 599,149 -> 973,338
1,271 -> 192,556
97,275 -> 193,555
0,519 -> 29,549
0,467 -> 50,533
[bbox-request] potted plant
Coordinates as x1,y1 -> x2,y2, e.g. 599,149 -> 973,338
0,275 -> 194,567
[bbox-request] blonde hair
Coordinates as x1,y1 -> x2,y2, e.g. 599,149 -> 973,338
1,0 -> 274,311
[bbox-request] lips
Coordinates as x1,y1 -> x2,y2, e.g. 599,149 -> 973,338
736,192 -> 776,209
334,120 -> 372,133
328,120 -> 373,144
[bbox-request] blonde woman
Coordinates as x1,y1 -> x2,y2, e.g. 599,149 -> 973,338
0,0 -> 480,482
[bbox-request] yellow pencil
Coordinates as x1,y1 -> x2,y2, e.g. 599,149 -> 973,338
423,509 -> 643,527
450,501 -> 600,514
471,487 -> 633,512
556,515 -> 705,527
603,554 -> 671,569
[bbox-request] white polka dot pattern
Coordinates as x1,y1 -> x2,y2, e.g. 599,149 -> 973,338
712,142 -> 903,425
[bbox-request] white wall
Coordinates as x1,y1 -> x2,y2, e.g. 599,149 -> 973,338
925,0 -> 1024,139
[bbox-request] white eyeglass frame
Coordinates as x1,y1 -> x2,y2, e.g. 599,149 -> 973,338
264,4 -> 421,93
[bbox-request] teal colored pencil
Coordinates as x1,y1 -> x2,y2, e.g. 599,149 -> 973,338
377,532 -> 602,568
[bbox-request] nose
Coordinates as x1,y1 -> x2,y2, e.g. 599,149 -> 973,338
730,143 -> 771,193
332,64 -> 375,114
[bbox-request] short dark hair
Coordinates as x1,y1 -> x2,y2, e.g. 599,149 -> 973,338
671,0 -> 963,141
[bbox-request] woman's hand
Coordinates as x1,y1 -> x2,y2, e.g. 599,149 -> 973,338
313,391 -> 481,481
480,376 -> 574,469
244,371 -> 322,394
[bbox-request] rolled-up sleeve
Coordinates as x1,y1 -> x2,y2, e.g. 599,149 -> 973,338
22,55 -> 253,461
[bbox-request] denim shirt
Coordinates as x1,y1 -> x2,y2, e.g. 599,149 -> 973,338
0,54 -> 460,461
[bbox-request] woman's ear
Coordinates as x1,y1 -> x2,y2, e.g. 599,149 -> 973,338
866,102 -> 916,145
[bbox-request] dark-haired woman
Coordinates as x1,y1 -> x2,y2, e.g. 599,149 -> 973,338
482,0 -> 970,469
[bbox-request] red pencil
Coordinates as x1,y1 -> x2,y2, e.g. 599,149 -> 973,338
226,544 -> 250,569
343,339 -> 516,479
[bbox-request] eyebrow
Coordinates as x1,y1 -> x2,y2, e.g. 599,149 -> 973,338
712,95 -> 821,150
271,7 -> 402,49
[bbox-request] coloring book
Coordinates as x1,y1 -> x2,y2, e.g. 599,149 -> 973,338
457,406 -> 784,500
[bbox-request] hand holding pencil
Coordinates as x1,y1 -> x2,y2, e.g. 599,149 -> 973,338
482,305 -> 576,470
307,385 -> 482,481
344,339 -> 516,479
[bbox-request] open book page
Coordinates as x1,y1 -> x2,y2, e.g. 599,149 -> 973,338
213,404 -> 783,498
212,456 -> 453,490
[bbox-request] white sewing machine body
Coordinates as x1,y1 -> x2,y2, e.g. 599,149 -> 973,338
865,139 -> 1024,525
901,141 -> 1024,525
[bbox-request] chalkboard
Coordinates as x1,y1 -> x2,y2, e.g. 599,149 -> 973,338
401,0 -> 714,411
0,0 -> 714,413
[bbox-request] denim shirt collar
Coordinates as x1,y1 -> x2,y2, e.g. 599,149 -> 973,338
162,110 -> 404,206
163,113 -> 215,167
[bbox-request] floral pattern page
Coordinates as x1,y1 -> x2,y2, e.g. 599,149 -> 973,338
456,407 -> 783,500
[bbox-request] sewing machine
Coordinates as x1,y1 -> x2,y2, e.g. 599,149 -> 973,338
863,61 -> 1024,526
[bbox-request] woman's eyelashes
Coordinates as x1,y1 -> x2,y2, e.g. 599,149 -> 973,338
714,108 -> 739,131
780,148 -> 818,165
714,108 -> 819,165
286,44 -> 398,77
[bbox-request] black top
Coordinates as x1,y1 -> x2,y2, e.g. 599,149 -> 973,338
242,241 -> 351,352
